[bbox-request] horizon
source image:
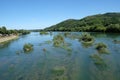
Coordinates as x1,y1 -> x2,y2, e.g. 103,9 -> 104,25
0,0 -> 120,30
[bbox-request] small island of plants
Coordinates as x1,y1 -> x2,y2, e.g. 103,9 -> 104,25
95,42 -> 109,54
23,43 -> 33,52
79,33 -> 94,44
53,34 -> 64,47
40,31 -> 49,35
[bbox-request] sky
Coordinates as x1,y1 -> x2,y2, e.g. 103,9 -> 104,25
0,0 -> 120,30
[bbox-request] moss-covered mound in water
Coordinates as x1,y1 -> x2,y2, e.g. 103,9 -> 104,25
95,42 -> 109,54
53,34 -> 64,47
79,33 -> 94,44
23,43 -> 33,52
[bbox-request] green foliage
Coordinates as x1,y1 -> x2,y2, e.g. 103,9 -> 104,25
95,42 -> 109,54
0,26 -> 8,34
53,34 -> 64,47
95,43 -> 107,50
23,43 -> 33,52
0,26 -> 30,36
63,32 -> 71,37
40,31 -> 49,35
79,33 -> 94,42
52,66 -> 65,76
90,54 -> 106,65
44,13 -> 120,32
18,29 -> 30,35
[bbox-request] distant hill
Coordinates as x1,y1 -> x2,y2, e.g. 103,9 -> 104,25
44,12 -> 120,32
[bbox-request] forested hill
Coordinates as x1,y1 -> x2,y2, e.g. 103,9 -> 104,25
44,13 -> 120,32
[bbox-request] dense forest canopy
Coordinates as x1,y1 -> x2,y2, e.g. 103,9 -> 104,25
44,13 -> 120,32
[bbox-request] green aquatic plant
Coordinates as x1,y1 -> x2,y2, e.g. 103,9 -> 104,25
90,54 -> 106,65
63,32 -> 71,37
23,43 -> 33,52
95,42 -> 109,54
95,42 -> 107,50
44,40 -> 52,44
79,33 -> 94,43
40,31 -> 49,35
53,34 -> 64,47
61,45 -> 72,52
53,34 -> 72,52
52,66 -> 65,76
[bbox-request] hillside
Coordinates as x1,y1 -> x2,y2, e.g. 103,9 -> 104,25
44,13 -> 120,32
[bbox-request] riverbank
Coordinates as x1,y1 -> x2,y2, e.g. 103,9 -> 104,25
0,35 -> 18,43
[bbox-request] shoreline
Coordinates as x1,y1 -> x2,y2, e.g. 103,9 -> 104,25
0,35 -> 19,43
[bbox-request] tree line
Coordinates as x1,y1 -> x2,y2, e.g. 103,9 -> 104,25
44,13 -> 120,32
0,26 -> 30,36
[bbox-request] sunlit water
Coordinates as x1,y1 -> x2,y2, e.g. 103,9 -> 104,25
0,32 -> 120,80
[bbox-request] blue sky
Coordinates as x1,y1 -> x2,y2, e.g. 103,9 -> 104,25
0,0 -> 120,29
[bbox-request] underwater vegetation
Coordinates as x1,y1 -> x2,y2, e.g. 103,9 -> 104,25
0,41 -> 10,48
63,32 -> 71,37
40,31 -> 49,35
44,40 -> 52,44
90,54 -> 106,65
95,42 -> 109,54
23,43 -> 33,52
52,66 -> 65,76
79,33 -> 94,42
79,33 -> 94,45
78,33 -> 94,48
53,34 -> 72,52
52,66 -> 68,80
53,34 -> 65,47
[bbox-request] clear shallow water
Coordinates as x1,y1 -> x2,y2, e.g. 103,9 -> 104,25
0,32 -> 120,80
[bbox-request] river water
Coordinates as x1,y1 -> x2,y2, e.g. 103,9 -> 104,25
0,32 -> 120,80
